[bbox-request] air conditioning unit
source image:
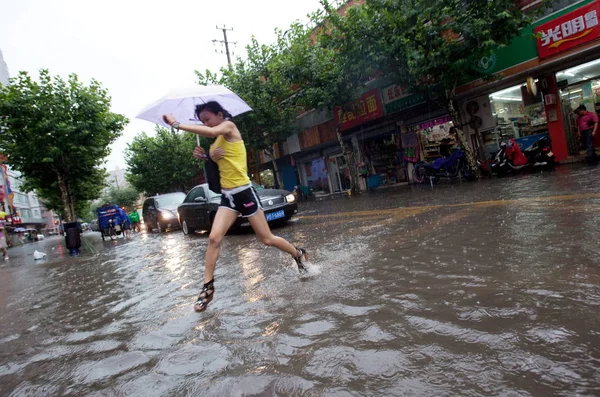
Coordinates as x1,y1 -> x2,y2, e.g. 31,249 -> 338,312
462,95 -> 496,132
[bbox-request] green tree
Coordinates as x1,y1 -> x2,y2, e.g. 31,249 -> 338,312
321,0 -> 541,177
273,20 -> 372,194
196,35 -> 299,188
103,186 -> 140,209
125,126 -> 203,195
0,70 -> 127,221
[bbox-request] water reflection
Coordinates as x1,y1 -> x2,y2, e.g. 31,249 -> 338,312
0,166 -> 599,396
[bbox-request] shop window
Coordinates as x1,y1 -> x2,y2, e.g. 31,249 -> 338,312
486,82 -> 547,158
360,132 -> 407,185
303,158 -> 329,194
411,119 -> 456,163
557,58 -> 600,155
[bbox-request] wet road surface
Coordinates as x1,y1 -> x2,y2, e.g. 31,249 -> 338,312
1,165 -> 600,396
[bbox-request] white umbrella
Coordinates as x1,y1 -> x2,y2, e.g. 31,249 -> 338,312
136,85 -> 253,129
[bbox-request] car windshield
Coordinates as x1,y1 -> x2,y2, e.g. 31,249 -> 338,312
252,181 -> 265,190
155,193 -> 185,207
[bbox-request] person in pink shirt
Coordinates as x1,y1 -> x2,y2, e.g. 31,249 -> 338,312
575,104 -> 599,163
0,214 -> 8,260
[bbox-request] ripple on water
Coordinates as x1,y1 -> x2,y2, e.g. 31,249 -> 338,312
199,375 -> 315,397
304,346 -> 408,382
295,320 -> 336,336
524,326 -> 575,344
112,373 -> 180,397
85,340 -> 123,354
360,324 -> 395,342
130,331 -> 183,351
154,342 -> 230,376
74,351 -> 150,384
7,381 -> 59,397
322,303 -> 381,317
65,330 -> 96,343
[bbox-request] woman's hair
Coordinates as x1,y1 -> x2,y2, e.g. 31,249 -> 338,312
195,101 -> 232,120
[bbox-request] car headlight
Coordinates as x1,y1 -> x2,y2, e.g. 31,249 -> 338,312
161,211 -> 176,220
286,194 -> 296,203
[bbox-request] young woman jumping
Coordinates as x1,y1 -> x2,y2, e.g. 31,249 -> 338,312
163,102 -> 308,312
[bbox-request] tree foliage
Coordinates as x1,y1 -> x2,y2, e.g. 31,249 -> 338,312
102,186 -> 140,210
196,35 -> 302,187
0,70 -> 127,221
197,37 -> 299,152
324,0 -> 533,101
125,126 -> 203,195
319,0 -> 539,175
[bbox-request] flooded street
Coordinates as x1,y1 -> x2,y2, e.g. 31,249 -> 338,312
2,165 -> 600,396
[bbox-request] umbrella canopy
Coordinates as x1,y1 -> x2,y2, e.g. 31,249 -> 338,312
136,85 -> 253,128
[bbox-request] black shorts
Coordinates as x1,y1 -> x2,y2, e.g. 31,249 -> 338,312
219,186 -> 263,217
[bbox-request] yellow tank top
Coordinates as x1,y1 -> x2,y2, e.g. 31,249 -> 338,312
210,135 -> 250,189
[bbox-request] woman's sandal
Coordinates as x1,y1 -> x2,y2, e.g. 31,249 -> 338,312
194,279 -> 215,312
294,247 -> 308,273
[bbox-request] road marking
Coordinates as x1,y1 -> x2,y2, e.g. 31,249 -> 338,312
296,193 -> 600,220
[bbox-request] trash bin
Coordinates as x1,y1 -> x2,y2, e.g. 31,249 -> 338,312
64,222 -> 81,256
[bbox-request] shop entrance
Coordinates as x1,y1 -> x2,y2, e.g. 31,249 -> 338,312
360,132 -> 405,186
301,157 -> 330,194
486,82 -> 548,159
327,154 -> 351,193
557,59 -> 600,155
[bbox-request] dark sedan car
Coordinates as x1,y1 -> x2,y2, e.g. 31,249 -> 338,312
142,192 -> 186,233
177,182 -> 298,235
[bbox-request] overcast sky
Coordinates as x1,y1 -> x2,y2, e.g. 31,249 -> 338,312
0,0 -> 323,171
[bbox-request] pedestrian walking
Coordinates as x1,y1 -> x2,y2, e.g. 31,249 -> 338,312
118,207 -> 131,238
0,213 -> 8,260
128,209 -> 140,232
163,101 -> 308,312
575,104 -> 599,164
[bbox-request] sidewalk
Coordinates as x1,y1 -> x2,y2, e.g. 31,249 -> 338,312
1,232 -> 106,266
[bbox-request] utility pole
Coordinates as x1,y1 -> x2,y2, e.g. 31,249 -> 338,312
213,25 -> 236,66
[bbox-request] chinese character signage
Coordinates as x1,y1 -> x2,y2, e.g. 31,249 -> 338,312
534,0 -> 600,59
381,84 -> 425,114
334,89 -> 384,131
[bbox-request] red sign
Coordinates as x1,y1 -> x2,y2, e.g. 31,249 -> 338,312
535,1 -> 600,59
335,89 -> 384,131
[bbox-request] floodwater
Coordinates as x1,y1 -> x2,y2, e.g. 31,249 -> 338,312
1,165 -> 600,396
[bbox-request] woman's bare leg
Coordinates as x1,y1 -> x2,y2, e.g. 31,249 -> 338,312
194,208 -> 239,311
247,210 -> 298,256
203,208 -> 239,283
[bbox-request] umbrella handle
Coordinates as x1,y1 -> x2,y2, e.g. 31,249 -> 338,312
196,135 -> 201,146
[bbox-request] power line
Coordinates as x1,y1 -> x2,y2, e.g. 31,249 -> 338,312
212,25 -> 237,66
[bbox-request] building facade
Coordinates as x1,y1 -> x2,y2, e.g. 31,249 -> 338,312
258,0 -> 599,194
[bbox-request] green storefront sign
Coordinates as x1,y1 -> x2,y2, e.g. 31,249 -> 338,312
383,0 -> 597,115
475,0 -> 597,75
384,92 -> 426,114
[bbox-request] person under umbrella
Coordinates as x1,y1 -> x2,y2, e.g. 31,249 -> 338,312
163,101 -> 308,312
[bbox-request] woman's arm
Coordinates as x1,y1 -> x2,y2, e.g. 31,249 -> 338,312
163,115 -> 233,138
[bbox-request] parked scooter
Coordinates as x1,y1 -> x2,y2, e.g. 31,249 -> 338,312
524,134 -> 556,169
413,149 -> 473,185
490,135 -> 555,176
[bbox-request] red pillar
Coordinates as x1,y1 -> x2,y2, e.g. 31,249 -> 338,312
542,74 -> 569,161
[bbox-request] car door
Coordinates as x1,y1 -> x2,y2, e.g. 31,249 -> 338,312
191,187 -> 210,229
179,188 -> 199,228
142,199 -> 152,226
148,198 -> 158,229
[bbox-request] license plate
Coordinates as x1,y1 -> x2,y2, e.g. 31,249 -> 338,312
266,209 -> 285,222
